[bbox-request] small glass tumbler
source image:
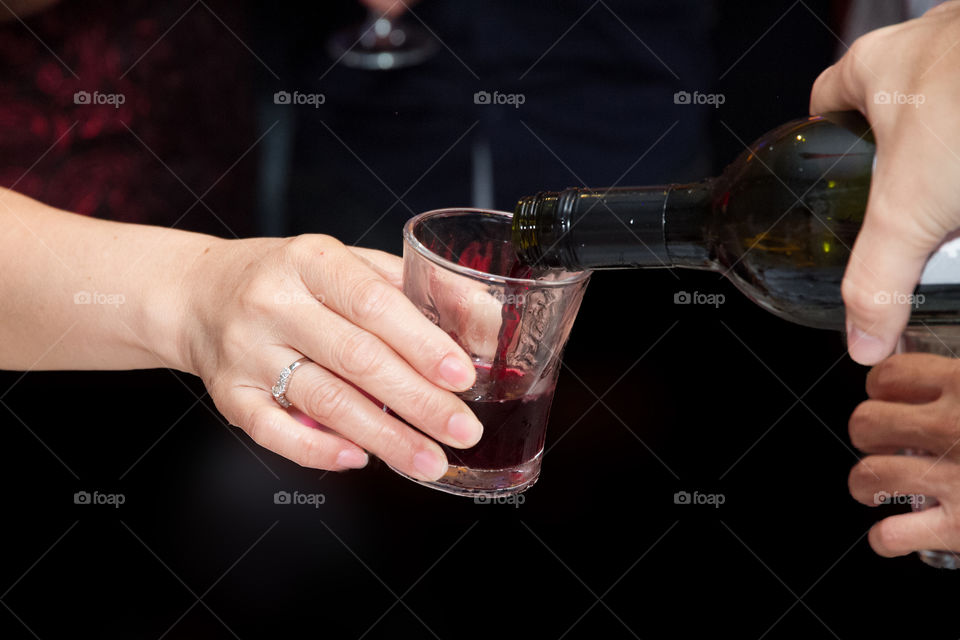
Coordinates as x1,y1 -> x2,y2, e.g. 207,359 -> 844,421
896,325 -> 960,569
392,208 -> 590,497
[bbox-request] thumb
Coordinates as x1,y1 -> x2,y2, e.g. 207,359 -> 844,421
842,153 -> 935,365
810,58 -> 863,117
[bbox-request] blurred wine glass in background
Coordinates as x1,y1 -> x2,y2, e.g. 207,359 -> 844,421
325,9 -> 438,71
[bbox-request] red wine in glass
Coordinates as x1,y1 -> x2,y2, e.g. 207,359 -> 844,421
391,240 -> 546,472
387,365 -> 553,472
456,240 -> 533,396
440,365 -> 554,470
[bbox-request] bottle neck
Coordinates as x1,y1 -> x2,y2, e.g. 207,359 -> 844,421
513,182 -> 714,270
663,180 -> 715,268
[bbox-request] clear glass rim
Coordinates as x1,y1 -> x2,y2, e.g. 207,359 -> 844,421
900,324 -> 960,339
402,208 -> 591,287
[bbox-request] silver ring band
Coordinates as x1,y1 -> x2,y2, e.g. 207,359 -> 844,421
272,357 -> 310,408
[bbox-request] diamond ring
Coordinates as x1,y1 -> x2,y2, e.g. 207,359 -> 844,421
271,357 -> 311,408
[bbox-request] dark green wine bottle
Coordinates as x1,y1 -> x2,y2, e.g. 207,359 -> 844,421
512,112 -> 960,330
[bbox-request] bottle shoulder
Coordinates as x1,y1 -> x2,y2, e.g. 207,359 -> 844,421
720,116 -> 875,189
704,115 -> 876,330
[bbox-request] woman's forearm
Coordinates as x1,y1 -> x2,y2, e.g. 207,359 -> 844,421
0,187 -> 214,373
0,187 -> 490,480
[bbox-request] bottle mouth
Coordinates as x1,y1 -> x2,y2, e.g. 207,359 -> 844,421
404,208 -> 589,287
511,194 -> 544,266
512,191 -> 571,269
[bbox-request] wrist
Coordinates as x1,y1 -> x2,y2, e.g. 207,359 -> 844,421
138,232 -> 227,375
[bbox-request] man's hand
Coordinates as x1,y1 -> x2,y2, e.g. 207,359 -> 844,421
810,1 -> 960,365
848,353 -> 960,557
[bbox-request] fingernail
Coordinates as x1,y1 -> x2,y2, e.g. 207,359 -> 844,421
413,450 -> 448,481
336,449 -> 369,469
438,354 -> 474,389
447,412 -> 483,447
847,322 -> 890,365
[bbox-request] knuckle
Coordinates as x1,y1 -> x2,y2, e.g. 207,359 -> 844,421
239,402 -> 338,470
305,378 -> 352,425
354,416 -> 395,452
835,60 -> 861,106
840,275 -> 883,321
350,277 -> 394,322
848,459 -> 878,492
848,26 -> 895,67
869,357 -> 897,386
236,272 -> 279,315
944,361 -> 960,395
938,407 -> 960,446
283,235 -> 310,262
904,419 -> 933,449
220,322 -> 252,362
244,405 -> 280,449
287,233 -> 341,258
277,234 -> 304,256
406,388 -> 445,427
335,330 -> 383,378
927,399 -> 960,444
413,331 -> 444,366
289,430 -> 333,469
848,403 -> 876,448
212,394 -> 243,429
838,37 -> 872,93
865,206 -> 913,239
847,30 -> 875,61
865,356 -> 902,397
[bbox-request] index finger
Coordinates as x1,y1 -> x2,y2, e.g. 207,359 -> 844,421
349,247 -> 403,288
809,28 -> 875,119
866,352 -> 953,402
298,238 -> 476,392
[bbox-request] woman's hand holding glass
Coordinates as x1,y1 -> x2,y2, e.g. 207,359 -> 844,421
182,234 -> 484,480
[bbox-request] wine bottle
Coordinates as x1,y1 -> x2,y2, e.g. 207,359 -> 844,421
512,111 -> 960,330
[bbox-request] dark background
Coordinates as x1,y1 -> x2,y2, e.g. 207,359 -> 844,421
2,1 -> 957,638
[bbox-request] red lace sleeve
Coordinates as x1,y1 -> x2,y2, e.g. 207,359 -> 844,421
0,0 -> 256,236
